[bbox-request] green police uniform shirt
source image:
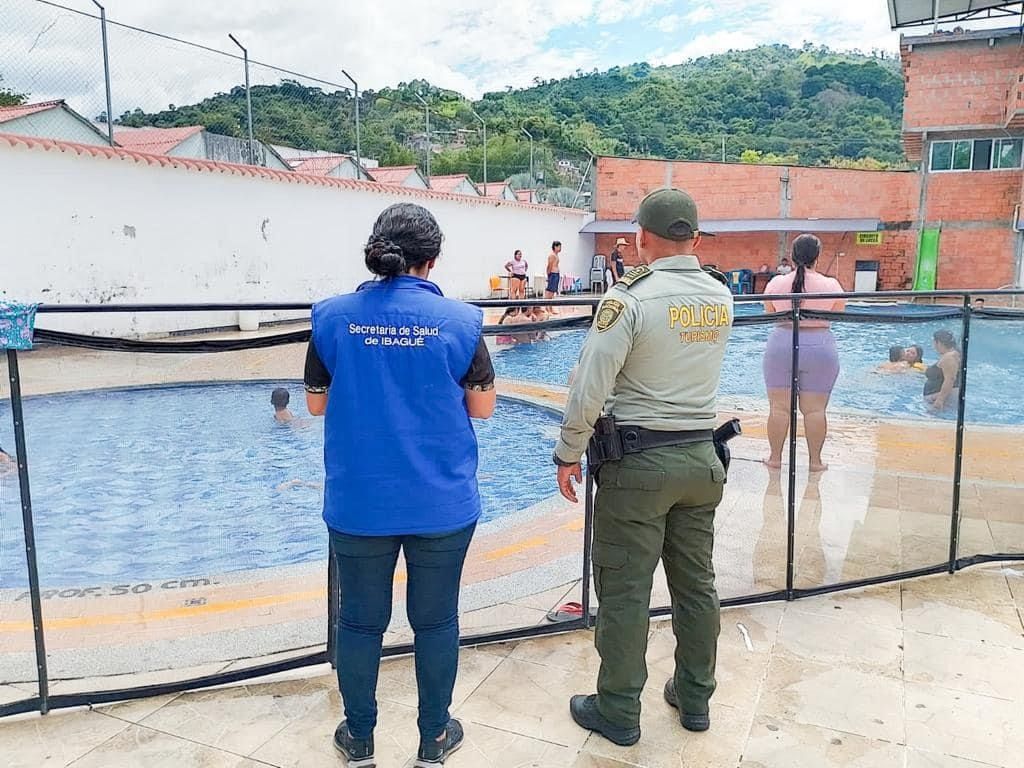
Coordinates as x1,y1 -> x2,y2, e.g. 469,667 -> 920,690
555,255 -> 734,464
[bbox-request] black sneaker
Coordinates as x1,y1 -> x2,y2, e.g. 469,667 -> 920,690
414,718 -> 464,766
663,679 -> 711,732
333,721 -> 376,767
569,694 -> 640,746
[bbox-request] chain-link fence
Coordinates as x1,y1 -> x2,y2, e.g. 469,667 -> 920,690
0,0 -> 594,205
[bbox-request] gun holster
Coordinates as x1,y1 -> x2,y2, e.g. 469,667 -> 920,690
586,415 -> 623,475
712,418 -> 742,480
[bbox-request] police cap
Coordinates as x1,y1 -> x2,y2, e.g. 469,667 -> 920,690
635,188 -> 714,240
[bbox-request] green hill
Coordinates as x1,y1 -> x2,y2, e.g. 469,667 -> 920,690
111,43 -> 905,184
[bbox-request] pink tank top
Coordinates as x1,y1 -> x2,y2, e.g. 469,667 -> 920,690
764,270 -> 844,328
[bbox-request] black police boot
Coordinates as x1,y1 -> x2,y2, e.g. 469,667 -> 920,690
333,721 -> 376,767
414,718 -> 464,766
663,679 -> 711,732
569,694 -> 641,746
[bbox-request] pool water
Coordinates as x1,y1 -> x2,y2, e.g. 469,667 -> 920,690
492,304 -> 1024,426
0,385 -> 560,588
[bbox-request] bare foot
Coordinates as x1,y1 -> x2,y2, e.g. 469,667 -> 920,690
809,462 -> 829,473
763,458 -> 783,469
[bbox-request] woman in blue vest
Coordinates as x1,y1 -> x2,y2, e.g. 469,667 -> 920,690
304,203 -> 497,767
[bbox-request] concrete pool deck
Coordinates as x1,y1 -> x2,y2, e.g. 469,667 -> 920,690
2,328 -> 1023,699
3,567 -> 1024,767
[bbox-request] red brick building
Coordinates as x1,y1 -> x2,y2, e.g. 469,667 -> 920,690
586,27 -> 1024,291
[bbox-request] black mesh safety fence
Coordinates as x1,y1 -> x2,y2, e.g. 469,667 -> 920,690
0,350 -> 41,714
16,327 -> 327,703
2,292 -> 1024,718
789,305 -> 964,594
957,308 -> 1024,607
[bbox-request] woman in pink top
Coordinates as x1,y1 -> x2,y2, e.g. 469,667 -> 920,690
762,234 -> 845,472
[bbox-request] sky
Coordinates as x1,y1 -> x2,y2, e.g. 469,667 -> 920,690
0,0 -> 1010,118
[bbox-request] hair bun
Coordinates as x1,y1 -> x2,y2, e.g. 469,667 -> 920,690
365,237 -> 407,278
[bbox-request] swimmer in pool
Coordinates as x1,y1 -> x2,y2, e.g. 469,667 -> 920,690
0,447 -> 15,476
924,330 -> 961,412
272,388 -> 294,423
878,345 -> 925,373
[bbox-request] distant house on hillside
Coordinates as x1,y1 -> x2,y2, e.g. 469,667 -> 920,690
367,165 -> 429,189
289,154 -> 372,180
114,125 -> 291,170
0,100 -> 112,146
480,182 -> 518,202
429,174 -> 481,197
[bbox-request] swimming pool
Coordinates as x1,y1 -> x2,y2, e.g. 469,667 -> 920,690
491,303 -> 1024,425
0,384 -> 561,589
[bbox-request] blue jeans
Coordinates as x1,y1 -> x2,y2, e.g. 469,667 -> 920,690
329,523 -> 475,741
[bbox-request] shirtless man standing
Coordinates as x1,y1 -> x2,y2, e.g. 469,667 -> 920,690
545,240 -> 562,313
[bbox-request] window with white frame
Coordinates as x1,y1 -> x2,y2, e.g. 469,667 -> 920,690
929,138 -> 1024,172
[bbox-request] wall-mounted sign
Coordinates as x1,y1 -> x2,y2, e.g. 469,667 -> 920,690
856,232 -> 883,245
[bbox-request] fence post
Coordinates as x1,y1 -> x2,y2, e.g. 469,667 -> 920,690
228,34 -> 255,165
948,296 -> 972,573
785,302 -> 801,599
580,470 -> 595,628
326,536 -> 338,668
91,1 -> 114,146
6,349 -> 50,714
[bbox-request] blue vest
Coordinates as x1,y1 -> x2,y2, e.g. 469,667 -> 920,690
311,276 -> 484,536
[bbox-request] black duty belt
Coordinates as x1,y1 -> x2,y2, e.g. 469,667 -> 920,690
618,426 -> 713,455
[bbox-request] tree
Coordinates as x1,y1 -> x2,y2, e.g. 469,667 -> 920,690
107,45 -> 906,171
0,74 -> 26,107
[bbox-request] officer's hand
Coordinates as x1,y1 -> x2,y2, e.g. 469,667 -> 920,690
557,463 -> 583,503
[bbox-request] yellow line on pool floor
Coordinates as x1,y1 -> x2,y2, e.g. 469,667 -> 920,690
0,519 -> 584,634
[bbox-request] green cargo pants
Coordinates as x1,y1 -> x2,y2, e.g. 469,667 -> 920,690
591,441 -> 725,728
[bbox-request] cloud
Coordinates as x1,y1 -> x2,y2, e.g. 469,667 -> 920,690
594,0 -> 672,25
655,0 -> 909,65
654,14 -> 682,33
655,30 -> 761,64
684,5 -> 715,24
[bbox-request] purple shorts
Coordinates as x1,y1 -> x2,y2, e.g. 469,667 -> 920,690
763,327 -> 840,393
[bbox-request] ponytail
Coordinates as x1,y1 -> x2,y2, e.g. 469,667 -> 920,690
791,233 -> 822,294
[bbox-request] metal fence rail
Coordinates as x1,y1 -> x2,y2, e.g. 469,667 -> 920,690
2,289 -> 1023,718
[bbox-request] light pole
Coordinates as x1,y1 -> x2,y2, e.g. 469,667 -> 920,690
341,70 -> 361,174
471,109 -> 487,188
228,34 -> 255,165
414,92 -> 431,184
521,124 -> 534,182
91,1 -> 113,146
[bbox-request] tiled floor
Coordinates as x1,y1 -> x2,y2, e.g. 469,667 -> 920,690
4,566 -> 1024,768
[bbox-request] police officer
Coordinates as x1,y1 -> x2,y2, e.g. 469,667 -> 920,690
554,188 -> 733,746
304,203 -> 497,766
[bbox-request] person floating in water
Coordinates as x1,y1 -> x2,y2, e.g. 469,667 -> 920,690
924,330 -> 961,412
0,446 -> 15,477
272,388 -> 294,423
878,345 -> 925,373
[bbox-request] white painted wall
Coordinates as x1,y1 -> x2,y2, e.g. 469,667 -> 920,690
2,109 -> 110,146
0,140 -> 594,336
166,132 -> 206,159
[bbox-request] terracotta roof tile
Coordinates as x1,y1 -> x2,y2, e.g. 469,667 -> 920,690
113,125 -> 204,155
0,131 -> 580,214
0,100 -> 65,124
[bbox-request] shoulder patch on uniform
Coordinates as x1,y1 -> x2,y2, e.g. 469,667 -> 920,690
595,298 -> 627,332
617,265 -> 652,289
702,266 -> 729,287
